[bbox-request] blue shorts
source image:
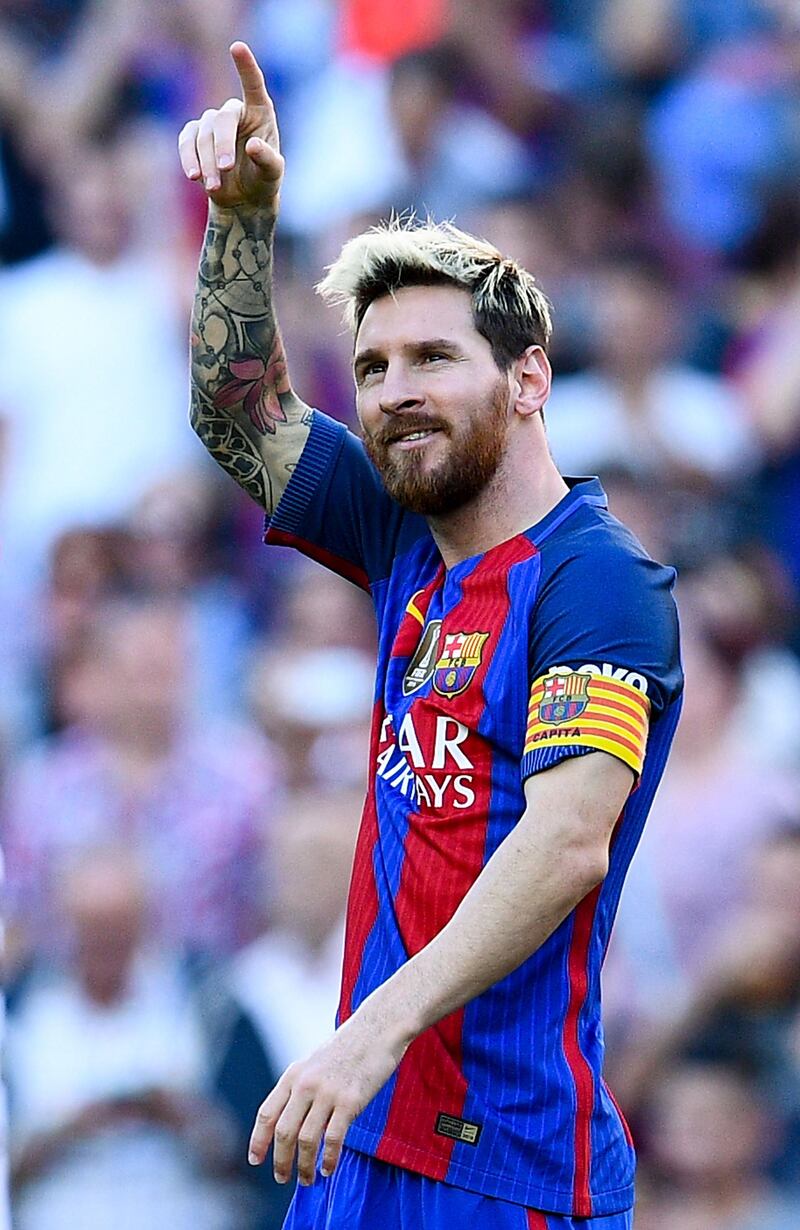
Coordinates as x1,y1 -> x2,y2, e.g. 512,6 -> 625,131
282,1145 -> 633,1230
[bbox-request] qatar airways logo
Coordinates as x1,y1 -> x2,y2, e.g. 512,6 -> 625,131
375,711 -> 476,810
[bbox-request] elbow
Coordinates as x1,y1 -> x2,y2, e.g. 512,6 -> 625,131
567,845 -> 609,898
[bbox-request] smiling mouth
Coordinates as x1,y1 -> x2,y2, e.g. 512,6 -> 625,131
387,428 -> 443,449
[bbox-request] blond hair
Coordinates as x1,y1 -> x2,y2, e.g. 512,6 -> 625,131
316,216 -> 553,368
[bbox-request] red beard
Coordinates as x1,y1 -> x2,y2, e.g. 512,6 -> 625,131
363,377 -> 509,516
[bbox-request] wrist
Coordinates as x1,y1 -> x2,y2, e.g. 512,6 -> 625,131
355,974 -> 425,1057
377,957 -> 441,1046
208,197 -> 279,225
209,195 -> 280,217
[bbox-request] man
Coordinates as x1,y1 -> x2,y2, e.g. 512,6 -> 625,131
179,42 -> 683,1230
3,597 -> 275,963
6,848 -> 245,1230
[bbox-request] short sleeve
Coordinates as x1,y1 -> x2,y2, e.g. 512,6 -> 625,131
522,536 -> 682,782
264,411 -> 429,589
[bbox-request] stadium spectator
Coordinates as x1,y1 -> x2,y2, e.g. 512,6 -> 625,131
2,598 -> 278,963
596,0 -> 779,86
0,121 -> 198,591
246,566 -> 375,789
645,0 -> 800,257
5,848 -> 248,1230
229,788 -> 359,1076
384,45 -> 535,218
446,0 -> 557,135
603,611 -> 800,1037
124,475 -> 257,724
726,192 -> 800,597
0,0 -> 86,267
29,527 -> 129,742
681,548 -> 800,767
277,41 -> 533,235
635,1063 -> 797,1229
611,825 -> 800,1193
545,253 -> 757,483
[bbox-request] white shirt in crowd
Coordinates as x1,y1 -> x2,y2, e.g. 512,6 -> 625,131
6,954 -> 240,1230
545,367 -> 756,479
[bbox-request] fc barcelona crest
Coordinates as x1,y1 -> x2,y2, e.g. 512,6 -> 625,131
538,673 -> 590,724
432,631 -> 490,699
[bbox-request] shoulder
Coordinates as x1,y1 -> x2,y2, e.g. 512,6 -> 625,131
531,499 -> 683,715
537,497 -> 675,600
0,250 -> 83,309
9,728 -> 103,786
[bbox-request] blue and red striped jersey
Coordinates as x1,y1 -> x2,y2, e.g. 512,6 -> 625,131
265,412 -> 683,1216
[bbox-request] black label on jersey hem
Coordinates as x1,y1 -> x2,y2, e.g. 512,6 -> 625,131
434,1112 -> 482,1146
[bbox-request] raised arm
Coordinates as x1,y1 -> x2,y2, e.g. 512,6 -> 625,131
179,42 -> 312,513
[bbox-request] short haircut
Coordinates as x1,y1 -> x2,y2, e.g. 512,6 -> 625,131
316,216 -> 553,370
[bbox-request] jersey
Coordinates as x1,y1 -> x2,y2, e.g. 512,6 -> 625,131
265,411 -> 683,1217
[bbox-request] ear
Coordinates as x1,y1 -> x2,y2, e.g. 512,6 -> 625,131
511,346 -> 551,419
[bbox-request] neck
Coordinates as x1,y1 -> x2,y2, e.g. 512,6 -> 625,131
427,429 -> 569,569
105,726 -> 175,784
603,361 -> 654,397
81,969 -> 130,1007
696,1175 -> 759,1210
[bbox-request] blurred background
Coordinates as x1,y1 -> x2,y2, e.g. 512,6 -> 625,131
0,0 -> 799,1226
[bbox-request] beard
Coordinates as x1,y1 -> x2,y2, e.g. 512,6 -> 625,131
363,377 -> 510,516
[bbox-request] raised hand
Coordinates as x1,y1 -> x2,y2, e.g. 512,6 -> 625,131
178,41 -> 284,210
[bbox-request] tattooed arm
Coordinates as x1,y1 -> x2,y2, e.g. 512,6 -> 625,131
181,42 -> 311,513
189,204 -> 311,511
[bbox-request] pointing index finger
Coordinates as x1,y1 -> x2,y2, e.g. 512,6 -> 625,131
230,41 -> 270,108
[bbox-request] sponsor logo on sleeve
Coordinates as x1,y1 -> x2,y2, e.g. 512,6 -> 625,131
550,662 -> 649,695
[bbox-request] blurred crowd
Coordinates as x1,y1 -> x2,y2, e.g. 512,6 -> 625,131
1,0 -> 799,1226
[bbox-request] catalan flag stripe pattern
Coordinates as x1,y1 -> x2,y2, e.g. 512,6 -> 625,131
525,674 -> 650,774
448,632 -> 488,661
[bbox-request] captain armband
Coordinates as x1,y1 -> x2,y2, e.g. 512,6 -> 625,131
525,669 -> 651,775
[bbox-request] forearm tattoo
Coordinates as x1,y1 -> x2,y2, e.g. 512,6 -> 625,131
190,206 -> 312,513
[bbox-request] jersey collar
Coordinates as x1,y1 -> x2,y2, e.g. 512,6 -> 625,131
441,476 -> 607,577
524,476 -> 607,549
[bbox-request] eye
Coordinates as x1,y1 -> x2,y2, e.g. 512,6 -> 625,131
422,352 -> 447,363
358,361 -> 386,383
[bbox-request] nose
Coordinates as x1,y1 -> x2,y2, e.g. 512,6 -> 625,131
378,362 -> 425,416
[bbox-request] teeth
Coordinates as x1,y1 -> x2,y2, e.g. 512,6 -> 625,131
401,430 -> 433,441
